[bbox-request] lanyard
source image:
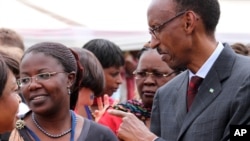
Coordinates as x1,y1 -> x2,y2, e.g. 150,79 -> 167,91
84,105 -> 93,120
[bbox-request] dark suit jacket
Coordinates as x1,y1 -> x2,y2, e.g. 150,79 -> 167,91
150,44 -> 250,141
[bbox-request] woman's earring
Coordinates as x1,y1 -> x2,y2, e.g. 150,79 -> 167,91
67,87 -> 71,95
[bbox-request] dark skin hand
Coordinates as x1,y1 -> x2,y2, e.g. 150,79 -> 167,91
108,109 -> 157,141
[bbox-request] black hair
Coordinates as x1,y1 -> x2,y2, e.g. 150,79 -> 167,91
0,51 -> 19,78
175,0 -> 220,35
0,51 -> 20,96
136,46 -> 152,60
82,39 -> 125,68
0,56 -> 8,97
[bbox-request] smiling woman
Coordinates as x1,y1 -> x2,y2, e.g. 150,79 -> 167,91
9,42 -> 118,141
0,52 -> 20,133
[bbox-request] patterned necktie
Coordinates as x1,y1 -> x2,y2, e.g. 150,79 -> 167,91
187,76 -> 203,111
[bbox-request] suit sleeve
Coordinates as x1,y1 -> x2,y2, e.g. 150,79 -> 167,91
220,75 -> 250,141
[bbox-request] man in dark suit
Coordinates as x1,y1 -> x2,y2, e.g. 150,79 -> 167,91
109,0 -> 250,141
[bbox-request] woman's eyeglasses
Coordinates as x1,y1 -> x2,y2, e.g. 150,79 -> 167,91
17,72 -> 66,87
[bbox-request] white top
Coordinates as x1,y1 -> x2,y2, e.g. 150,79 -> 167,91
17,102 -> 29,116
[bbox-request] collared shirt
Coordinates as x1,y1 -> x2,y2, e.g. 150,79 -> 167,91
189,42 -> 224,79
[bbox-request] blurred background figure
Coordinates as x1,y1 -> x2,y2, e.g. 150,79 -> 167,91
0,52 -> 20,134
0,28 -> 28,141
231,42 -> 249,56
70,47 -> 105,120
120,50 -> 139,102
245,43 -> 250,56
83,39 -> 124,110
0,28 -> 25,62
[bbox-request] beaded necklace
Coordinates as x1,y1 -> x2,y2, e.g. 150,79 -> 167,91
29,110 -> 77,141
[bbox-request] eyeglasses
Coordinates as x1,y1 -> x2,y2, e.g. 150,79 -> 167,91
17,72 -> 66,87
149,11 -> 186,39
133,71 -> 176,80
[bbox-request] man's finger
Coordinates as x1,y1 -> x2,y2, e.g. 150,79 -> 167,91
108,109 -> 128,118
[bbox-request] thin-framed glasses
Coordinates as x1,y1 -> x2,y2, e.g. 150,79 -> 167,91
17,72 -> 66,87
149,11 -> 186,39
133,71 -> 176,80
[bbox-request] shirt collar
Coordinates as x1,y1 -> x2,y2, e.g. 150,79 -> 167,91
189,42 -> 224,79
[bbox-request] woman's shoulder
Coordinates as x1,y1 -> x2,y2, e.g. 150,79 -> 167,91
78,118 -> 118,141
85,118 -> 113,132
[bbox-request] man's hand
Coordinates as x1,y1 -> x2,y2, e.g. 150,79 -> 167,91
108,109 -> 158,141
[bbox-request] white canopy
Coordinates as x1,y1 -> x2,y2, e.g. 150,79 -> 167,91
0,0 -> 249,50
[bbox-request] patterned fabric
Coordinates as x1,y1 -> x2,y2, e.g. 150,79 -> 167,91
113,99 -> 151,123
187,76 -> 203,111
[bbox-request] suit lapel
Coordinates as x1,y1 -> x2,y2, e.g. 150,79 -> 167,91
177,44 -> 236,140
175,72 -> 189,128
